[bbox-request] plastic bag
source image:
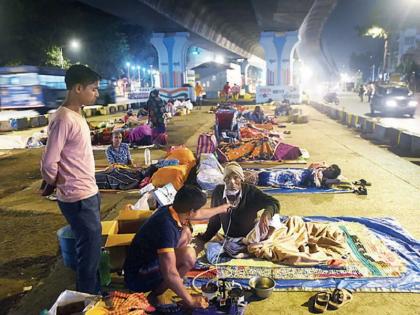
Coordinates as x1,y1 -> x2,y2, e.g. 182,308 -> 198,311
48,290 -> 99,315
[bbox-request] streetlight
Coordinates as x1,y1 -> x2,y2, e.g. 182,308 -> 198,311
69,39 -> 80,50
215,55 -> 224,64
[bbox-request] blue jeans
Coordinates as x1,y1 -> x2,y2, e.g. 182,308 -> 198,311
58,193 -> 102,294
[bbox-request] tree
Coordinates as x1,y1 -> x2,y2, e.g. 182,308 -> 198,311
356,0 -> 420,80
358,25 -> 389,78
45,46 -> 71,69
0,0 -> 154,79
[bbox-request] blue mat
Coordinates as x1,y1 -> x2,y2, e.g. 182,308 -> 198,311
245,167 -> 354,194
188,216 -> 419,292
260,186 -> 354,194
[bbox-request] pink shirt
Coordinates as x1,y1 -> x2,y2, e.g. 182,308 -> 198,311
41,106 -> 98,202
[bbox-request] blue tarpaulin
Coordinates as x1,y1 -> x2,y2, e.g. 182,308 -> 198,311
261,187 -> 354,194
188,216 -> 419,292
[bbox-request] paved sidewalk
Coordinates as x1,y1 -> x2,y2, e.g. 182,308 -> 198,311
7,105 -> 420,315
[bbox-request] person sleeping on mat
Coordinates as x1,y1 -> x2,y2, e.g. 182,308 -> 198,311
257,163 -> 342,188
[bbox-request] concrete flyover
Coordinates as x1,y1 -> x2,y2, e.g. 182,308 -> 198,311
297,0 -> 338,78
79,0 -> 336,88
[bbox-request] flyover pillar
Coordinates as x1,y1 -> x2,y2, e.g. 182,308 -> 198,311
150,32 -> 190,88
260,31 -> 298,86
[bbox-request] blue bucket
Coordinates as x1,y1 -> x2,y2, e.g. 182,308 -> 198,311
57,225 -> 77,270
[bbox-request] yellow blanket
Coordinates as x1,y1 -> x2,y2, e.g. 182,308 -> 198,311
244,216 -> 347,266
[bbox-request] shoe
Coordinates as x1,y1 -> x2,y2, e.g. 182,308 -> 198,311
312,291 -> 331,313
328,288 -> 353,310
46,194 -> 58,201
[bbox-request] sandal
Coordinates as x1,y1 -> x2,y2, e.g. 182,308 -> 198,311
354,186 -> 367,195
313,291 -> 331,313
46,194 -> 58,201
328,288 -> 353,310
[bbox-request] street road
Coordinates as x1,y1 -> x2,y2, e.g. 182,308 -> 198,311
328,93 -> 420,136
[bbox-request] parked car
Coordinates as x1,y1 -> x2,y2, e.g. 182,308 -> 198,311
370,84 -> 417,117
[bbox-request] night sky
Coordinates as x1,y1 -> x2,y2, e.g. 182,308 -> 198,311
322,0 -> 420,73
323,0 -> 383,73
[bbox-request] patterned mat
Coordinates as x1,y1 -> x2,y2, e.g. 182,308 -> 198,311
190,221 -> 406,282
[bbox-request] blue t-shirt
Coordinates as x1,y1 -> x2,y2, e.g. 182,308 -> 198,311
106,143 -> 132,165
123,206 -> 182,275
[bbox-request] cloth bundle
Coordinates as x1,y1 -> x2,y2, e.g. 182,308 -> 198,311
217,137 -> 278,162
196,153 -> 224,191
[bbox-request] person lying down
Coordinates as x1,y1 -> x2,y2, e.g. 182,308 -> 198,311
257,163 -> 342,189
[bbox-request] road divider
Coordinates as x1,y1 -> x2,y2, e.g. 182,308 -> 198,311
0,100 -> 141,132
311,101 -> 420,157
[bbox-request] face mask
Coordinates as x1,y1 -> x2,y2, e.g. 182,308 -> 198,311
225,188 -> 240,196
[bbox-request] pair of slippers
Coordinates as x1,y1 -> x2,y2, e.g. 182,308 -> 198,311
354,186 -> 368,195
353,179 -> 371,186
312,289 -> 353,313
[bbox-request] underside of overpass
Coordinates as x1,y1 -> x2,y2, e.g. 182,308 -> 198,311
79,0 -> 337,87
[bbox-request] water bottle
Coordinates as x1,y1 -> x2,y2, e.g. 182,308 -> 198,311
144,148 -> 151,166
99,249 -> 111,286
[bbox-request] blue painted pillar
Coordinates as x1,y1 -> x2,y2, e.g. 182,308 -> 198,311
151,32 -> 190,88
260,31 -> 298,86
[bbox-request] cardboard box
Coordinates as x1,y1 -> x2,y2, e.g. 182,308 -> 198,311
116,209 -> 153,234
101,220 -> 118,246
104,233 -> 135,271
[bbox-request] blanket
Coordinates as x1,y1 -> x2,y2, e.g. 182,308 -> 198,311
187,217 -> 418,292
244,216 -> 347,266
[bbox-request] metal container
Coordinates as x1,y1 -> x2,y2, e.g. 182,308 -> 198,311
249,276 -> 275,298
201,282 -> 218,301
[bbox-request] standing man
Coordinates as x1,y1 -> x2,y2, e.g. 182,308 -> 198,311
223,82 -> 231,101
146,89 -> 166,130
231,83 -> 240,101
195,81 -> 204,109
358,85 -> 365,102
41,65 -> 102,294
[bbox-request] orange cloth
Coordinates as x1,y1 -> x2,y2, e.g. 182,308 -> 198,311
165,147 -> 196,171
151,165 -> 189,190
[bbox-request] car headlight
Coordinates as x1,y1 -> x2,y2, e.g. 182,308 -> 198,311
408,100 -> 418,107
386,100 -> 397,107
